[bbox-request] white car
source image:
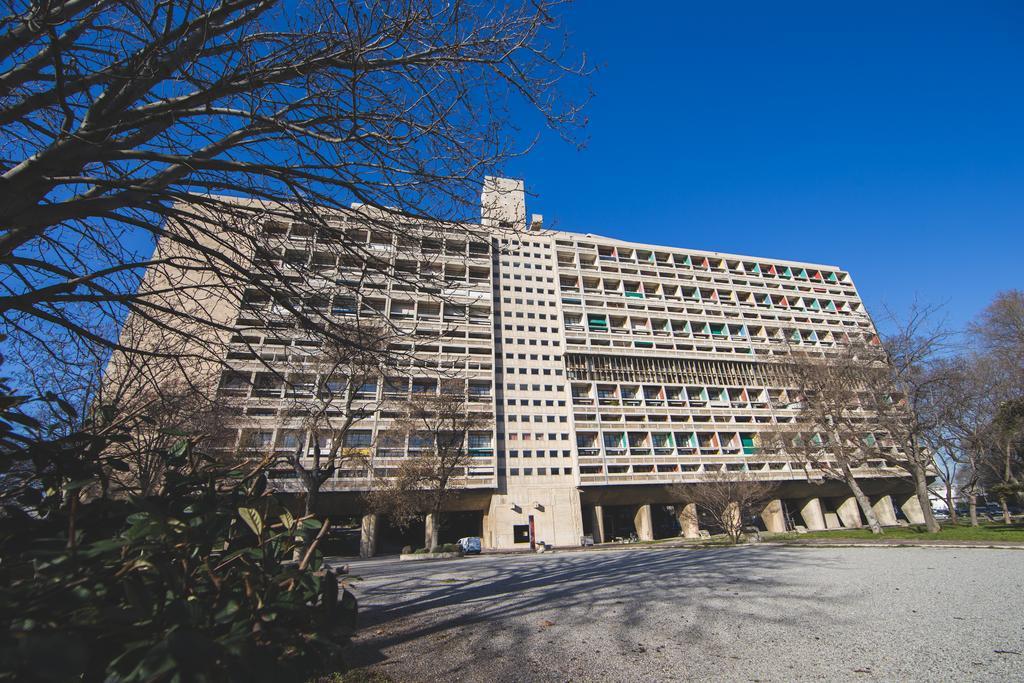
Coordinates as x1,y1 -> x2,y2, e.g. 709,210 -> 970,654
458,536 -> 482,554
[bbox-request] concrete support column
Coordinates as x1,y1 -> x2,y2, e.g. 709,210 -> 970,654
799,497 -> 826,531
899,493 -> 926,525
634,504 -> 654,541
425,512 -> 439,550
481,509 -> 493,549
591,505 -> 606,543
835,497 -> 863,528
760,499 -> 786,533
871,495 -> 898,526
679,503 -> 700,538
359,513 -> 378,558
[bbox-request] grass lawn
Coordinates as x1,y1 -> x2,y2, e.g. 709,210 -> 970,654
774,522 -> 1024,543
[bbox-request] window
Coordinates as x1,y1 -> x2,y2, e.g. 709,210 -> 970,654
408,433 -> 433,450
344,430 -> 372,448
247,431 -> 273,449
355,381 -> 377,399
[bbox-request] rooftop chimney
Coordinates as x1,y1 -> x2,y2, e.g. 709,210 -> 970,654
481,176 -> 526,229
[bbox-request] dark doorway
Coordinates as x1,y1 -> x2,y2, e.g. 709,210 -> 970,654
652,504 -> 680,539
378,516 -> 425,554
600,505 -> 638,541
439,511 -> 484,545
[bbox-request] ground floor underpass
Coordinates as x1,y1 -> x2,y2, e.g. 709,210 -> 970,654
300,477 -> 926,555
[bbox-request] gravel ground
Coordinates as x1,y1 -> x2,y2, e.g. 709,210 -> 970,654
334,546 -> 1024,682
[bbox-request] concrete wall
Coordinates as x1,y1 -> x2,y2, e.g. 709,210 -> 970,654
484,484 -> 583,549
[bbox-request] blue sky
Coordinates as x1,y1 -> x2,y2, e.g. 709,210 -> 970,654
505,2 -> 1024,333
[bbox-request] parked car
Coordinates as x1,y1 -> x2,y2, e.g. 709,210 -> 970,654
458,536 -> 482,554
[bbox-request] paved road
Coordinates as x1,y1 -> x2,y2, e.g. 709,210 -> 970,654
332,546 -> 1024,682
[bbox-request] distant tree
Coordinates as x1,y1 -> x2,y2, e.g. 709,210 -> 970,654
366,392 -> 490,551
968,290 -> 1024,380
677,470 -> 778,544
984,398 -> 1024,524
963,291 -> 1024,523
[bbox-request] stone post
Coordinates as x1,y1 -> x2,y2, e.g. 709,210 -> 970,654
591,505 -> 606,543
359,513 -> 378,558
899,493 -> 926,525
760,499 -> 786,533
799,497 -> 826,531
835,497 -> 863,528
634,504 -> 654,541
425,512 -> 439,550
679,502 -> 700,538
871,495 -> 898,526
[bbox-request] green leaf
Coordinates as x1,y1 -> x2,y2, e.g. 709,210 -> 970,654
237,507 -> 263,536
278,510 -> 295,529
167,440 -> 188,459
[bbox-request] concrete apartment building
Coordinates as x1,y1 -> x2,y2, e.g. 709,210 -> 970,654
121,177 -> 923,552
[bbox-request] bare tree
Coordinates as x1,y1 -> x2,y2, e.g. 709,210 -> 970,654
867,303 -> 955,533
677,470 -> 778,544
984,399 -> 1024,524
278,321 -> 392,517
968,290 -> 1024,380
934,354 -> 1010,526
770,343 -> 887,534
965,291 -> 1024,523
0,0 -> 589,398
366,391 -> 490,550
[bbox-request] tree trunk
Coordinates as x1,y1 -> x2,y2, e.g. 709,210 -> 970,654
968,494 -> 978,527
845,469 -> 884,534
912,463 -> 941,533
305,488 -> 318,518
945,488 -> 958,525
1002,443 -> 1015,525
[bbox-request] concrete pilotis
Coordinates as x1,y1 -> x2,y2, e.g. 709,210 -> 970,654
425,512 -> 439,549
679,503 -> 700,538
359,513 -> 378,558
799,497 -> 826,531
634,504 -> 654,541
591,505 -> 605,543
835,497 -> 863,528
899,493 -> 926,525
760,499 -> 786,533
871,495 -> 898,526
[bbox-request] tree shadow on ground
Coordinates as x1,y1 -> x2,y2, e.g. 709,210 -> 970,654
336,546 -> 853,678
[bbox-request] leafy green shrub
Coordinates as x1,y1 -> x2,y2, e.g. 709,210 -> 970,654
0,377 -> 357,682
412,547 -> 428,554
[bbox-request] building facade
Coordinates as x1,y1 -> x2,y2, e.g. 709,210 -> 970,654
121,178 -> 924,552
